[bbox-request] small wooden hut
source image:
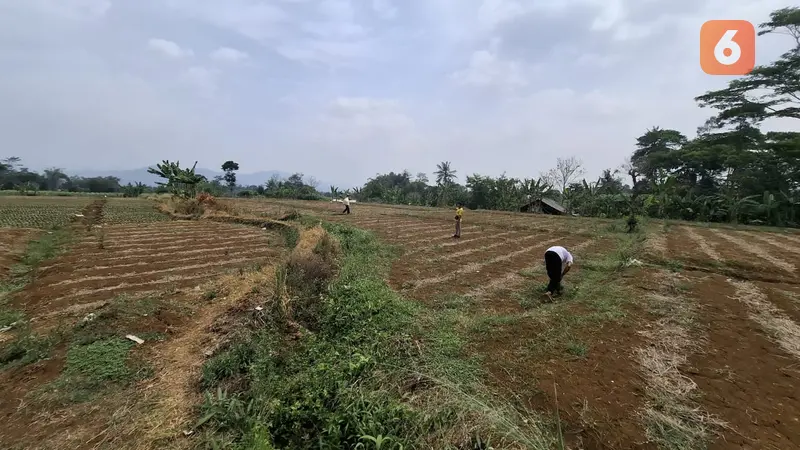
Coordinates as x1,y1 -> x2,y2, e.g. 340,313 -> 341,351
519,197 -> 566,215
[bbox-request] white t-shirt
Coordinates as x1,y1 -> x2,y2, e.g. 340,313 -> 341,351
546,246 -> 573,266
343,197 -> 350,206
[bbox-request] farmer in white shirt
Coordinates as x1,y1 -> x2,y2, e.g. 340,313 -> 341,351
342,196 -> 351,215
544,245 -> 573,299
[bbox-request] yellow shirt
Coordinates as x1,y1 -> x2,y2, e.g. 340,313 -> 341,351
456,207 -> 463,218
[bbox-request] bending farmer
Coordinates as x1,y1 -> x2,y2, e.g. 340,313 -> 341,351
544,245 -> 573,299
342,196 -> 351,214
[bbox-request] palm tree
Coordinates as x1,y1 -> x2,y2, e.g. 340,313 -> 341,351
434,161 -> 457,206
435,161 -> 456,186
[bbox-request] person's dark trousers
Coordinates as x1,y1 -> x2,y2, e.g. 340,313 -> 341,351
343,205 -> 350,214
544,250 -> 563,294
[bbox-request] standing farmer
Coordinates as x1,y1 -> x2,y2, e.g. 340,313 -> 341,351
544,245 -> 573,300
453,203 -> 464,238
342,196 -> 351,215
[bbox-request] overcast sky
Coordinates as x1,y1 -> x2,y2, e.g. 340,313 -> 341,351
1,0 -> 798,188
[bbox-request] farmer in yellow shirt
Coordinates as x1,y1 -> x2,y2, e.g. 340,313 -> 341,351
453,203 -> 464,238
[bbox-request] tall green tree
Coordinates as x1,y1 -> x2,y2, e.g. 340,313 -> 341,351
434,161 -> 457,206
221,160 -> 239,194
696,7 -> 800,129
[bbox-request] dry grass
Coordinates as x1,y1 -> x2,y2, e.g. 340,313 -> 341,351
635,272 -> 727,449
645,225 -> 668,259
135,264 -> 279,448
410,237 -> 562,290
710,229 -> 795,273
683,226 -> 722,262
729,280 -> 800,360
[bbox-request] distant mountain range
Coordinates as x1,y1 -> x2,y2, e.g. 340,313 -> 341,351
70,167 -> 341,190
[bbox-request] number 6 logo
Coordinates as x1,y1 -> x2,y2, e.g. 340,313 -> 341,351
701,20 -> 755,75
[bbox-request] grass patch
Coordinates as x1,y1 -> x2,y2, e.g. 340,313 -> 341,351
0,229 -> 72,367
565,341 -> 589,358
280,226 -> 300,248
492,234 -> 644,364
39,338 -> 148,404
195,221 -> 559,449
0,331 -> 58,370
71,294 -> 185,345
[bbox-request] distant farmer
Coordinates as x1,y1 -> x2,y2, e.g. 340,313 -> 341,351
342,196 -> 351,215
544,245 -> 573,300
453,203 -> 464,238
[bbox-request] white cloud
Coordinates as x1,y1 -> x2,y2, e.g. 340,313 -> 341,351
451,49 -> 530,89
1,0 -> 798,188
210,47 -> 249,62
13,0 -> 111,19
181,67 -> 218,97
372,0 -> 397,19
148,38 -> 193,58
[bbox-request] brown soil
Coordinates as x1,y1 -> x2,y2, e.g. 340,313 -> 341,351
0,214 -> 291,449
684,273 -> 800,449
0,228 -> 40,277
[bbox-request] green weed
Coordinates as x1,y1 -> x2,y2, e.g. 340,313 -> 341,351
0,229 -> 72,367
565,341 -> 589,358
41,338 -> 147,404
196,222 -> 558,449
0,331 -> 57,369
281,226 -> 300,248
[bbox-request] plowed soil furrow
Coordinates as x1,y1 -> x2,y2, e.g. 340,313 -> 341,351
408,237 -> 570,301
38,241 -> 269,274
35,256 -> 268,292
775,233 -> 800,246
633,271 -> 722,450
0,228 -> 39,277
380,226 -> 455,241
690,228 -> 780,275
46,275 -> 213,310
408,233 -> 502,252
761,283 -> 800,326
686,274 -> 800,449
374,221 -> 440,233
78,228 -> 245,243
55,236 -> 268,261
742,231 -> 800,255
50,247 -> 277,274
40,249 -> 276,284
425,233 -> 544,262
403,230 -> 518,254
92,222 -> 231,234
709,229 -> 795,273
682,226 -> 722,262
645,229 -> 667,259
392,225 -> 479,241
73,231 -> 265,250
466,238 -> 598,312
470,265 -> 651,450
741,231 -> 800,258
96,224 -> 228,237
18,259 -> 269,314
391,233 -> 550,285
729,280 -> 800,360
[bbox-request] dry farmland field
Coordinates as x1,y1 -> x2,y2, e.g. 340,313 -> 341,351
2,195 -> 800,449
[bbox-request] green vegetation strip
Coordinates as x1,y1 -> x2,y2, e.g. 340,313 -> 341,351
0,229 -> 72,368
196,222 -> 559,449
